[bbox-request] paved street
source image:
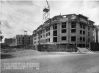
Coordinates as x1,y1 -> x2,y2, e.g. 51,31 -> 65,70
1,51 -> 99,73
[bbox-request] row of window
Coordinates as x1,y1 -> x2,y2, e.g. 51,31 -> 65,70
53,29 -> 86,35
53,21 -> 76,29
53,36 -> 76,42
34,30 -> 86,41
53,28 -> 76,35
34,38 -> 50,44
34,36 -> 87,44
80,37 -> 85,42
80,30 -> 85,35
49,20 -> 86,30
53,36 -> 67,42
61,29 -> 86,34
53,36 -> 85,42
80,22 -> 85,29
53,22 -> 76,34
37,27 -> 50,35
34,32 -> 50,40
53,22 -> 67,30
53,29 -> 85,35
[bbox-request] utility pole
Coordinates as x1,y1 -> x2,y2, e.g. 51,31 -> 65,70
0,0 -> 3,43
0,22 -> 4,53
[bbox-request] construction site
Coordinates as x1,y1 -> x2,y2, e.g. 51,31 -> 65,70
32,0 -> 99,52
1,0 -> 99,73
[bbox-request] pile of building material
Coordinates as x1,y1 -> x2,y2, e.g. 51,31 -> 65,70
77,47 -> 93,54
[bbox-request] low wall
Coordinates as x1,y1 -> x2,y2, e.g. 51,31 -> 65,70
37,44 -> 77,52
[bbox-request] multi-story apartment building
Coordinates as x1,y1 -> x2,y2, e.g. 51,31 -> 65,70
33,14 -> 95,50
16,35 -> 23,46
16,35 -> 33,47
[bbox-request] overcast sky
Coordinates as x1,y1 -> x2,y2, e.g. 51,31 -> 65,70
0,0 -> 99,38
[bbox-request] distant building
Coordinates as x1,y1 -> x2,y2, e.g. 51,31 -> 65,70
16,35 -> 33,47
33,14 -> 95,50
16,35 -> 23,46
4,38 -> 16,46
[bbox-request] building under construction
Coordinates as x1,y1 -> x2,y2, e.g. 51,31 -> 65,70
33,14 -> 95,51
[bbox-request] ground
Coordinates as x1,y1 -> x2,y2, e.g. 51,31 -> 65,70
1,49 -> 99,73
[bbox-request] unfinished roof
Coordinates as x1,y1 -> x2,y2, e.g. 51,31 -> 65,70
33,14 -> 94,34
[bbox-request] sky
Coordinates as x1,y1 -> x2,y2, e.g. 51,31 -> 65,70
0,0 -> 99,38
